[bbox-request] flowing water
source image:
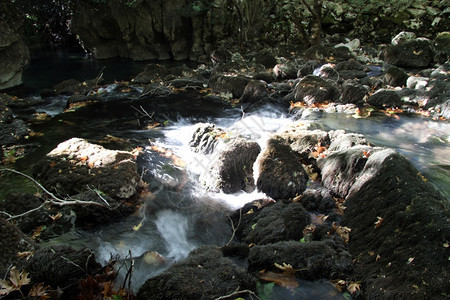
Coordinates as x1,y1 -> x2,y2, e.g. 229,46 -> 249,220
2,53 -> 449,297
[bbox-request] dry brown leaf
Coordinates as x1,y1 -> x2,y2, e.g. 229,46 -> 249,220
332,222 -> 351,243
374,216 -> 383,228
49,212 -> 62,221
347,282 -> 361,294
260,270 -> 299,290
28,282 -> 50,299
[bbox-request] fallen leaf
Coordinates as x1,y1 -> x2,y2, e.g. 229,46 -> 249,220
17,251 -> 33,260
376,254 -> 381,262
245,209 -> 254,215
347,282 -> 361,294
49,212 -> 62,221
260,270 -> 299,290
332,222 -> 351,243
374,216 -> 383,228
133,221 -> 144,231
407,257 -> 415,264
28,282 -> 50,298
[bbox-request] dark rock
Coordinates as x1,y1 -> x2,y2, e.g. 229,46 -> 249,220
0,217 -> 37,278
32,138 -> 141,226
337,70 -> 368,80
318,145 -> 375,198
295,188 -> 335,212
294,75 -> 339,105
189,123 -> 226,154
303,45 -> 333,61
202,139 -> 260,193
335,58 -> 365,71
0,97 -> 13,124
0,119 -> 30,146
434,32 -> 450,64
338,147 -> 449,299
53,79 -> 92,95
383,39 -> 433,68
211,47 -> 233,65
239,80 -> 268,103
25,246 -> 101,298
132,64 -> 169,84
40,88 -> 58,98
137,245 -> 256,300
384,66 -> 408,87
366,89 -> 402,109
233,200 -> 310,245
273,63 -> 298,79
209,74 -> 251,99
298,60 -> 320,77
253,71 -> 274,83
256,137 -> 309,199
340,80 -> 368,105
248,240 -> 353,280
332,46 -> 354,61
254,50 -> 278,68
67,94 -> 88,104
0,1 -> 30,90
0,193 -> 50,235
167,78 -> 205,89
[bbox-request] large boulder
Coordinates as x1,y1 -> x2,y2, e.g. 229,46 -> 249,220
25,246 -> 101,298
383,39 -> 433,68
32,138 -> 142,226
0,218 -> 37,278
318,141 -> 449,298
201,139 -> 261,193
256,137 -> 309,199
0,1 -> 30,90
137,245 -> 256,299
209,74 -> 251,99
232,200 -> 310,245
293,75 -> 339,106
248,240 -> 353,280
366,89 -> 402,109
340,80 -> 368,105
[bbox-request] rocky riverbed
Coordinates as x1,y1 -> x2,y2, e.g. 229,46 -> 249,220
0,32 -> 449,299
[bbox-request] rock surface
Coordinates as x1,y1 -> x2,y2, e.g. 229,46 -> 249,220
0,1 -> 30,90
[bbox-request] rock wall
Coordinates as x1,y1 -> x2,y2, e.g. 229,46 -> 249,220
71,0 -> 449,61
0,0 -> 30,90
71,0 -> 233,61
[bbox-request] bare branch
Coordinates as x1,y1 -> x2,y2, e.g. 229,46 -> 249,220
226,208 -> 242,246
214,289 -> 261,300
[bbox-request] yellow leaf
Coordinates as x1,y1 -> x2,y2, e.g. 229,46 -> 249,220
245,209 -> 254,215
133,221 -> 144,231
49,212 -> 62,221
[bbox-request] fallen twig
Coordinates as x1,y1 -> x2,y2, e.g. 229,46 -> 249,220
226,208 -> 242,246
214,289 -> 260,300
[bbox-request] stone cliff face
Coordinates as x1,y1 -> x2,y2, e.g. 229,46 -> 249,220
71,0 -> 233,61
0,0 -> 30,90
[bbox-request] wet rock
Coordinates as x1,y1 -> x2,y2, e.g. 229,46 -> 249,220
383,39 -> 433,68
40,88 -> 58,98
232,200 -> 310,245
366,89 -> 402,109
328,130 -> 369,152
0,97 -> 13,124
202,139 -> 261,193
340,80 -> 368,105
0,193 -> 50,235
189,123 -> 226,154
32,138 -> 141,225
0,119 -> 30,146
25,246 -> 101,298
273,63 -> 298,79
0,217 -> 37,278
0,1 -> 30,90
295,188 -> 335,212
132,64 -> 168,84
384,66 -> 408,87
256,137 -> 309,199
318,145 -> 375,198
211,47 -> 233,65
209,74 -> 251,99
298,60 -> 320,77
248,240 -> 353,280
294,75 -> 339,105
339,147 -> 449,299
137,245 -> 256,300
391,31 -> 417,45
53,79 -> 92,95
167,78 -> 205,89
406,76 -> 429,90
239,80 -> 268,103
303,45 -> 333,61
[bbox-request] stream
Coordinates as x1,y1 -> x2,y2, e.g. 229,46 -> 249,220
2,53 -> 449,296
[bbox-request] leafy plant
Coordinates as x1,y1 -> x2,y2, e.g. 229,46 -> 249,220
256,281 -> 275,300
